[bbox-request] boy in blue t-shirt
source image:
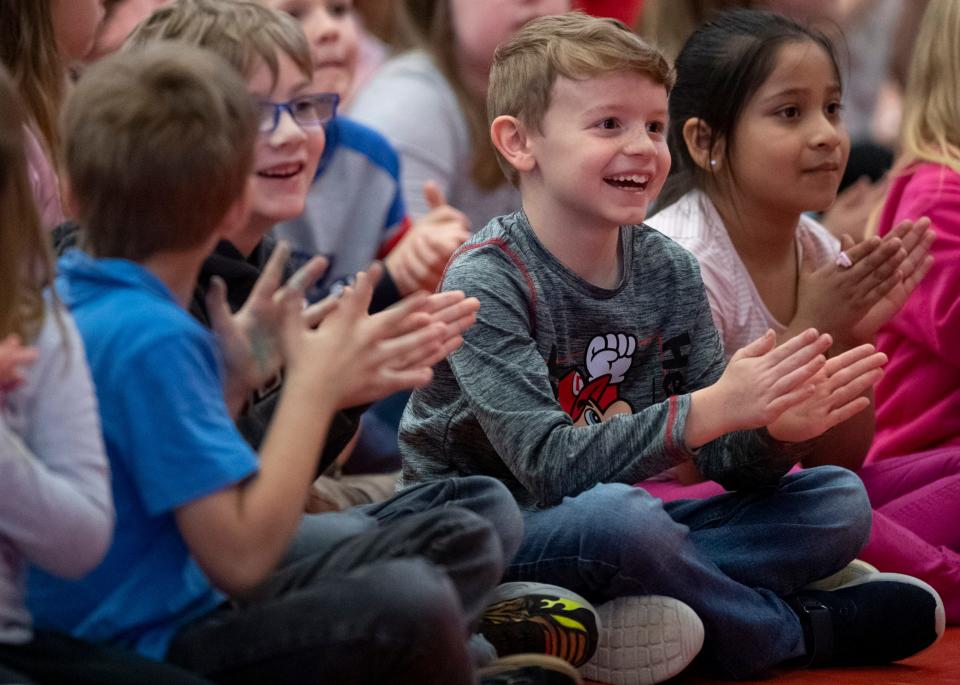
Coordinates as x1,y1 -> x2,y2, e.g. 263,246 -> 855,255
26,42 -> 553,684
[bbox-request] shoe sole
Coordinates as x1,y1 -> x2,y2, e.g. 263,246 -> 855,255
835,572 -> 946,644
804,559 -> 879,591
581,596 -> 704,685
478,654 -> 584,684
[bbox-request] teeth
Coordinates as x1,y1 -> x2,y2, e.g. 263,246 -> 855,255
260,163 -> 301,178
608,174 -> 650,184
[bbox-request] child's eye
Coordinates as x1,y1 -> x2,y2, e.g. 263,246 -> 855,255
595,118 -> 620,130
327,0 -> 351,16
825,101 -> 843,117
778,106 -> 801,119
646,121 -> 665,135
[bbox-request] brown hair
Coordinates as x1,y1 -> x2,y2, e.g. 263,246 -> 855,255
63,42 -> 258,261
0,0 -> 66,168
488,11 -> 673,184
396,0 -> 506,191
127,0 -> 312,82
0,66 -> 57,342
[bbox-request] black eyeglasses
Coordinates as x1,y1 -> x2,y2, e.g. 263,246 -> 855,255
257,92 -> 339,134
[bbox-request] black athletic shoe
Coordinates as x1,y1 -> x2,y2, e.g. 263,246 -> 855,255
787,572 -> 945,667
479,582 -> 600,668
477,654 -> 582,685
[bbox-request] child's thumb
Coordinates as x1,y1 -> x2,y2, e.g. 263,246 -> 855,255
423,181 -> 447,210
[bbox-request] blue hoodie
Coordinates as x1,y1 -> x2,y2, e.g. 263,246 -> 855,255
28,250 -> 258,659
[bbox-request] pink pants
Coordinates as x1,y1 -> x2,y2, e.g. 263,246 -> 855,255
639,449 -> 960,623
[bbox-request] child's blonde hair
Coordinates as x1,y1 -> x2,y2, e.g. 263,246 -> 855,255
898,0 -> 960,176
127,0 -> 312,82
64,43 -> 258,261
0,66 -> 56,342
0,0 -> 67,166
397,0 -> 507,191
488,12 -> 673,185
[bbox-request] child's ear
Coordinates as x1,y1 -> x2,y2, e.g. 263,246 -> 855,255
490,115 -> 536,174
682,118 -> 724,173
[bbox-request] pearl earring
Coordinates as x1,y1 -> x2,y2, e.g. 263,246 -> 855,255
709,159 -> 717,168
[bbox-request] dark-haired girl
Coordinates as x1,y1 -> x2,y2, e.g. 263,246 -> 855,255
647,8 -> 959,624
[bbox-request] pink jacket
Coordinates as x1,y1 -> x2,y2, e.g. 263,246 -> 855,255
869,162 -> 960,461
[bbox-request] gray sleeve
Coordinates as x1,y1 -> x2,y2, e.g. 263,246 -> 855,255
444,248 -> 693,507
351,58 -> 464,220
0,310 -> 113,577
681,271 -> 807,490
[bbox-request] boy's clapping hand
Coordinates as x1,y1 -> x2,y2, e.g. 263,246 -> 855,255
686,329 -> 830,449
384,181 -> 471,295
766,343 -> 886,442
205,241 -> 328,413
280,262 -> 479,409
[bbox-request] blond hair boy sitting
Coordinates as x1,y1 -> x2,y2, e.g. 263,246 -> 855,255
397,12 -> 929,685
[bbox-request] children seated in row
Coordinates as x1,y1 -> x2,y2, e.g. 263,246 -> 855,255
0,63 -> 209,685
24,39 -> 540,684
398,12 -> 945,685
28,3 -> 596,681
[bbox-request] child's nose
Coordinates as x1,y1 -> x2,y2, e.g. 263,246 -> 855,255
624,129 -> 656,156
269,109 -> 308,144
811,116 -> 843,150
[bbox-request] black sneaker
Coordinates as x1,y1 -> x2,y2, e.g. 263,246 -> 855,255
477,654 -> 582,684
479,582 -> 599,667
787,572 -> 945,666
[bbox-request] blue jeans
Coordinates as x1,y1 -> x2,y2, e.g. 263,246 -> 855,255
168,476 -> 521,684
505,466 -> 872,679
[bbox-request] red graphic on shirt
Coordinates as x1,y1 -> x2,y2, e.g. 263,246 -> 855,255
556,334 -> 635,426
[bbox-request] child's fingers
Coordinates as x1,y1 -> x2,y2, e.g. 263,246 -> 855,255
764,329 -> 825,366
204,276 -> 234,336
769,353 -> 826,397
827,368 -> 884,409
378,322 -> 447,369
302,295 -> 339,328
430,295 -> 480,325
902,254 -> 935,293
842,235 -> 883,263
248,241 -> 291,303
823,344 -> 881,375
422,180 -> 448,210
284,255 -> 328,296
826,351 -> 886,393
765,382 -> 818,418
823,395 -> 873,430
730,329 -> 777,361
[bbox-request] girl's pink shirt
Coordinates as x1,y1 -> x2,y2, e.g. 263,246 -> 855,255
869,162 -> 960,462
23,125 -> 64,231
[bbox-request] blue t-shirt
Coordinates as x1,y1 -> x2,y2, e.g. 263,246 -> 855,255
28,251 -> 259,659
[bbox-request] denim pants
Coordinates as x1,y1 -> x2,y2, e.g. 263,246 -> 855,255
167,476 -> 522,684
505,466 -> 872,679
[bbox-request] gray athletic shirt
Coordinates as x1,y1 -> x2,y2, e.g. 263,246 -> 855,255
399,210 -> 803,509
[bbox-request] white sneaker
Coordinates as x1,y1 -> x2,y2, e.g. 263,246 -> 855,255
804,559 -> 879,591
580,596 -> 704,685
